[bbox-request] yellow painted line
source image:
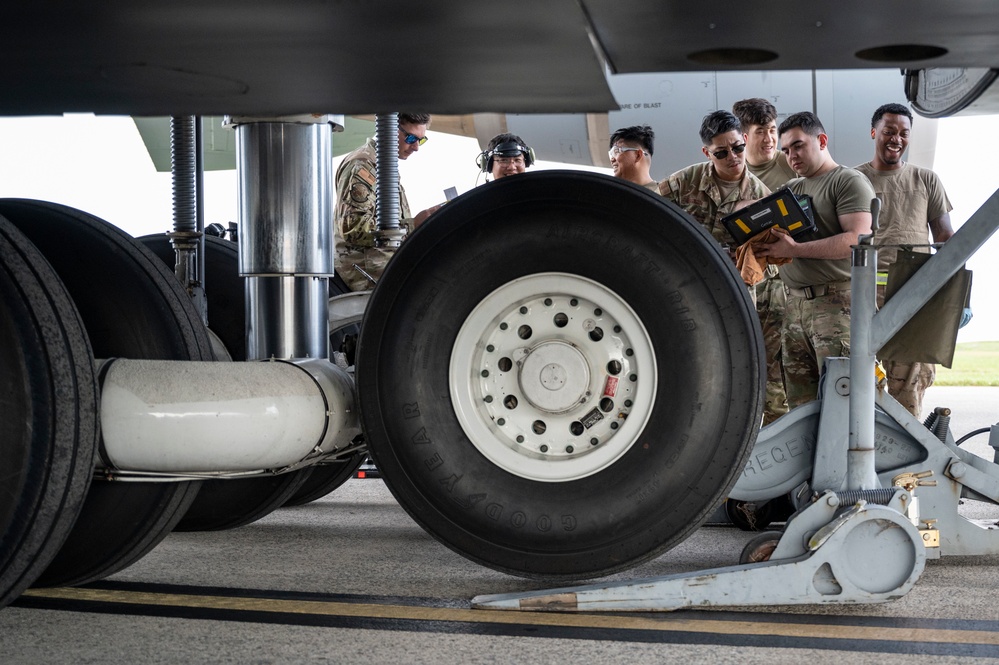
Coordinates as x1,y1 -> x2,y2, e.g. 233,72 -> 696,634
735,219 -> 751,234
777,199 -> 788,216
21,587 -> 999,647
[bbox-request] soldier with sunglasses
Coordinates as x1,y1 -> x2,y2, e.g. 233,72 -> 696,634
659,110 -> 770,250
333,112 -> 444,291
608,125 -> 658,191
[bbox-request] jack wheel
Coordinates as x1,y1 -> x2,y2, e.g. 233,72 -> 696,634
740,530 -> 784,564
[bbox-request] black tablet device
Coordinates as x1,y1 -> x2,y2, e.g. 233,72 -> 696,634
721,187 -> 815,245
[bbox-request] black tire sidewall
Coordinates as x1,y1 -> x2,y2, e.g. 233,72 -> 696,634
358,172 -> 763,577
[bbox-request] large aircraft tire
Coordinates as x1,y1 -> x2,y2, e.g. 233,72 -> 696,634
0,217 -> 98,608
0,200 -> 210,587
356,172 -> 764,579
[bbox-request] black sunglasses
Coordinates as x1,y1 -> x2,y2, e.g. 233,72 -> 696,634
709,143 -> 746,159
400,131 -> 428,146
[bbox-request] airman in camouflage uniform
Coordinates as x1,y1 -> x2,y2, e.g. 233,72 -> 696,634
756,112 -> 875,409
855,103 -> 954,418
658,111 -> 771,248
660,111 -> 780,422
733,98 -> 797,424
334,113 -> 441,292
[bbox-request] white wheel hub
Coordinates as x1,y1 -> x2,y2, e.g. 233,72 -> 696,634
449,273 -> 657,482
519,340 -> 590,413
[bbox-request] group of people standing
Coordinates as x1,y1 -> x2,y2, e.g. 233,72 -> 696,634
332,101 -> 956,422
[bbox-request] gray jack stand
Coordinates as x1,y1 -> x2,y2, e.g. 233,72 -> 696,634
473,189 -> 999,612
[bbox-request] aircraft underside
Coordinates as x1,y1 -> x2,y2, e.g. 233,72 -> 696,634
4,1 -> 999,612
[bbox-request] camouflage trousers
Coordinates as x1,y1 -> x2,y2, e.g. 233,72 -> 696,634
756,274 -> 788,425
334,246 -> 397,292
875,284 -> 934,418
884,360 -> 935,418
781,285 -> 851,409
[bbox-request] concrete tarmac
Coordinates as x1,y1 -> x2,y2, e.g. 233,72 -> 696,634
2,386 -> 998,664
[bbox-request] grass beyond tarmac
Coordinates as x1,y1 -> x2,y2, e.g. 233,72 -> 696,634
934,341 -> 999,386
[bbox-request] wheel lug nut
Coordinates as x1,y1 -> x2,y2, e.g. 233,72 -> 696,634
540,445 -> 549,453
566,445 -> 574,453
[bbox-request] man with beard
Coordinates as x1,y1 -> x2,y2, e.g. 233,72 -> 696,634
334,112 -> 443,291
855,103 -> 955,417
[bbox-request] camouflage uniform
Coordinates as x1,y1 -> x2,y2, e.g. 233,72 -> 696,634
748,153 -> 796,424
659,161 -> 770,247
334,138 -> 414,292
660,162 -> 786,420
757,273 -> 788,424
780,166 -> 875,408
857,161 -> 952,418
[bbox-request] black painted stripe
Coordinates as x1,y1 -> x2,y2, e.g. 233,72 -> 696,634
13,583 -> 999,659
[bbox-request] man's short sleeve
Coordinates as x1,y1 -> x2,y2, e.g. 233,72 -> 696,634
835,169 -> 876,216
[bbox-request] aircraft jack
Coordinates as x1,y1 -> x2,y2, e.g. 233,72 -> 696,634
472,491 -> 926,611
474,190 -> 999,613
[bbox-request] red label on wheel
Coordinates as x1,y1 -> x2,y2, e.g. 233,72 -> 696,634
603,376 -> 619,397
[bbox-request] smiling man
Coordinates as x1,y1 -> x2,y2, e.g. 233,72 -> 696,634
756,111 -> 875,408
479,133 -> 534,181
855,102 -> 955,417
608,124 -> 658,191
733,98 -> 796,192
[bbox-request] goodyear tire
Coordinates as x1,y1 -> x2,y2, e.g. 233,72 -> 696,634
357,172 -> 764,579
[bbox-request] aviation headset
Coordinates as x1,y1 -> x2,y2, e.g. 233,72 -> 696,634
476,140 -> 536,173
